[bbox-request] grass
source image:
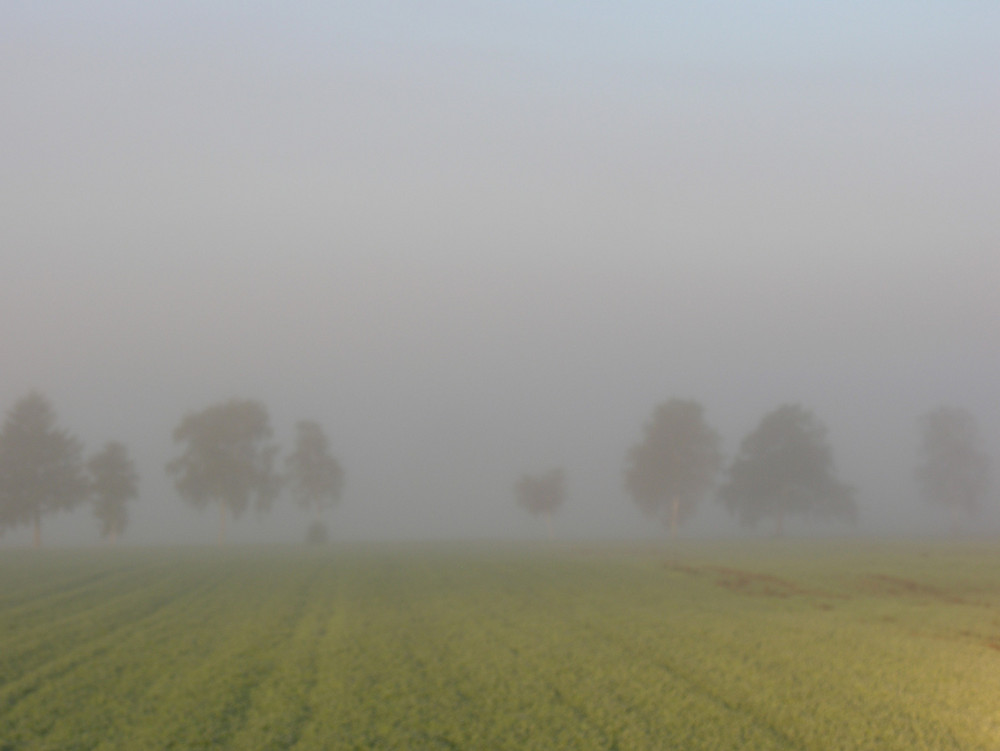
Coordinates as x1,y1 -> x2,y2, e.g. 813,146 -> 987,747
1,540 -> 999,749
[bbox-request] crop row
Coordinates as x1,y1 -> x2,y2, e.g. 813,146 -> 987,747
0,544 -> 998,749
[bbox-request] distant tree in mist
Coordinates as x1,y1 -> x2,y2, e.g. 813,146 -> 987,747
514,468 -> 565,538
305,520 -> 330,545
719,404 -> 855,535
88,441 -> 138,544
0,392 -> 88,547
915,406 -> 990,530
167,399 -> 280,545
285,421 -> 345,520
624,399 -> 722,538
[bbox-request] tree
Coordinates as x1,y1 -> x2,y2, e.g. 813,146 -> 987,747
88,441 -> 138,544
0,392 -> 88,547
719,404 -> 855,535
285,421 -> 345,520
166,399 -> 280,545
915,406 -> 990,530
624,399 -> 722,537
514,467 -> 566,538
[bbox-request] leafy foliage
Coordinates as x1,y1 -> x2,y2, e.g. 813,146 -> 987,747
0,392 -> 87,545
915,406 -> 991,526
514,467 -> 566,517
305,520 -> 330,545
166,399 -> 280,542
88,441 -> 138,542
285,421 -> 344,518
719,403 -> 855,531
624,399 -> 723,534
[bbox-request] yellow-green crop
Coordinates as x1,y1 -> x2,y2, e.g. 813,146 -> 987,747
1,541 -> 998,750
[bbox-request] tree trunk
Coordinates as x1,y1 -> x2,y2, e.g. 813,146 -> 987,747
669,496 -> 680,539
218,500 -> 227,546
109,527 -> 118,546
33,514 -> 41,549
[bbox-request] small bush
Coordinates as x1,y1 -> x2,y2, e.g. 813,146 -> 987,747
305,520 -> 329,545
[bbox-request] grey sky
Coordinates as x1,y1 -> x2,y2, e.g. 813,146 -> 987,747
2,3 -> 997,544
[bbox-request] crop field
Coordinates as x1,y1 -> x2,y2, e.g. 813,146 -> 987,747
1,541 -> 1000,750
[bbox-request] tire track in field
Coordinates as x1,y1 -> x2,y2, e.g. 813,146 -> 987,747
580,619 -> 802,750
474,561 -> 802,751
473,603 -> 652,750
0,564 -> 239,721
0,562 -> 140,624
428,558 -> 663,748
292,573 -> 371,750
0,566 -> 209,681
115,560 -> 333,750
4,557 -> 334,750
540,564 -> 805,750
219,557 -> 344,750
401,558 -> 624,750
320,557 -> 471,749
294,556 -> 436,750
429,558 -> 621,749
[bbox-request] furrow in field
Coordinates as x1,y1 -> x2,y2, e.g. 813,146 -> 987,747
0,554 -> 125,609
454,560 -> 794,750
219,558 -> 343,750
537,553 -> 987,751
3,546 -> 998,750
0,565 -> 218,682
0,561 -> 256,746
100,555 -> 337,751
0,559 -> 148,627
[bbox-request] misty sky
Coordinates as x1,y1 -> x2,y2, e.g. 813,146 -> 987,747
2,2 -> 998,544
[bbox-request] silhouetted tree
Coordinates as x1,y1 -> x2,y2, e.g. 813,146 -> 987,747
88,441 -> 138,544
285,421 -> 344,520
0,392 -> 88,547
305,520 -> 330,545
515,467 -> 565,538
167,399 -> 280,545
915,406 -> 990,530
719,404 -> 855,535
624,399 -> 723,537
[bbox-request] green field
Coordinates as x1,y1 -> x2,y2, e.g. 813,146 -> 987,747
1,541 -> 999,750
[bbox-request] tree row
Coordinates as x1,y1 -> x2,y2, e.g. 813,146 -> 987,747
0,393 -> 991,546
515,399 -> 991,537
0,394 -> 343,546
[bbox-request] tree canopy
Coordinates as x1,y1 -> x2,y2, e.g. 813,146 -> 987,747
285,420 -> 345,519
166,399 -> 280,544
719,403 -> 855,534
0,392 -> 88,547
514,467 -> 566,538
514,468 -> 566,517
624,399 -> 722,537
88,441 -> 138,543
915,406 -> 990,528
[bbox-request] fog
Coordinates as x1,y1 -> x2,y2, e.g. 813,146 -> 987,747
2,3 -> 997,545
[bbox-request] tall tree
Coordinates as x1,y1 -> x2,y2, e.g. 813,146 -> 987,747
514,467 -> 566,538
719,404 -> 855,535
0,392 -> 88,547
285,420 -> 345,519
624,399 -> 722,537
915,406 -> 990,530
88,441 -> 138,544
167,399 -> 280,545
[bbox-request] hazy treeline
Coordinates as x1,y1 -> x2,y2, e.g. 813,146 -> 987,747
0,390 -> 991,546
0,392 -> 343,547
